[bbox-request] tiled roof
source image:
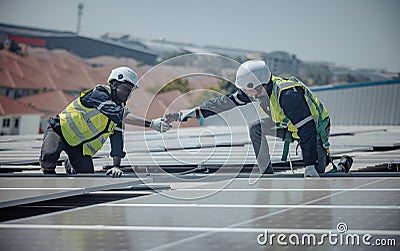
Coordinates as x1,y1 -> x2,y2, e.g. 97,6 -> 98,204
0,93 -> 40,115
0,49 -> 106,92
0,46 -> 222,129
17,90 -> 75,117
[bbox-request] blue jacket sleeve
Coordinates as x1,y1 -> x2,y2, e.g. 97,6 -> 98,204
109,128 -> 126,158
199,89 -> 252,118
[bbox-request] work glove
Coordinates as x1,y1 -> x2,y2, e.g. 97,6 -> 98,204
177,108 -> 198,122
149,118 -> 172,133
105,166 -> 123,178
163,112 -> 181,123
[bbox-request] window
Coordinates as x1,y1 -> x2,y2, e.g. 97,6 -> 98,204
2,118 -> 10,128
14,118 -> 19,128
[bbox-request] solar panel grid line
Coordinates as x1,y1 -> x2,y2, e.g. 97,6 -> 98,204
1,224 -> 399,236
100,203 -> 399,210
170,188 -> 400,191
148,178 -> 388,250
0,177 -> 151,208
1,126 -> 400,249
7,125 -> 396,169
0,177 -> 398,250
0,189 -> 86,208
0,187 -> 82,190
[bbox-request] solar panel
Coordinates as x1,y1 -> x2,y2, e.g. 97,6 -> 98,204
0,177 -> 150,208
0,126 -> 399,250
2,126 -> 399,174
1,177 -> 398,250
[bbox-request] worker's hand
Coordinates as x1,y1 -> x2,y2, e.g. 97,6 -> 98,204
149,118 -> 172,133
164,112 -> 181,123
105,166 -> 123,178
177,108 -> 197,122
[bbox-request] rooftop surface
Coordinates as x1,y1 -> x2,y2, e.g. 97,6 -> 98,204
0,125 -> 399,250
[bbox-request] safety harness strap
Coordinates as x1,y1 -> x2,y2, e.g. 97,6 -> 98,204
281,130 -> 292,161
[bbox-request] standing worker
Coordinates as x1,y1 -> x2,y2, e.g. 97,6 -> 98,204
39,66 -> 171,178
170,60 -> 337,177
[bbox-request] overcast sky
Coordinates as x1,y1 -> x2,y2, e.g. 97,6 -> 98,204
1,0 -> 399,71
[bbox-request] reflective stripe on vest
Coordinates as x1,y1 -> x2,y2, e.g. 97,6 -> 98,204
59,85 -> 116,156
269,76 -> 329,131
268,77 -> 331,160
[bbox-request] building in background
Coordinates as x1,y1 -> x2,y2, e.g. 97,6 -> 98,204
0,23 -> 157,65
0,94 -> 41,135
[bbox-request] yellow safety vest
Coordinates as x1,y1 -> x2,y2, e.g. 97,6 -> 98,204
59,85 -> 117,156
268,76 -> 329,140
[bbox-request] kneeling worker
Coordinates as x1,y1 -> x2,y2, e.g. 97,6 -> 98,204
170,60 -> 347,177
39,66 -> 171,178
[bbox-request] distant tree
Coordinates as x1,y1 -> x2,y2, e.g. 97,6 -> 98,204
148,77 -> 191,94
190,80 -> 238,106
191,87 -> 223,107
219,80 -> 238,94
298,64 -> 333,86
338,73 -> 370,83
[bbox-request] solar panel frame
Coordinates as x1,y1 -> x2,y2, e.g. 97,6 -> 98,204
1,177 -> 398,250
0,177 -> 151,208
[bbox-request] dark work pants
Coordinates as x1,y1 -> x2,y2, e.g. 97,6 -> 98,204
249,117 -> 275,174
249,87 -> 329,174
39,126 -> 94,173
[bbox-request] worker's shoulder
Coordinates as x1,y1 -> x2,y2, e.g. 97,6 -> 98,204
94,84 -> 111,93
91,85 -> 111,97
82,85 -> 111,103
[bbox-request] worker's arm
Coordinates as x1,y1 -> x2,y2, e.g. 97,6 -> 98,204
105,131 -> 124,178
198,89 -> 252,118
113,156 -> 122,167
170,89 -> 252,122
105,125 -> 125,178
124,113 -> 151,127
124,113 -> 172,133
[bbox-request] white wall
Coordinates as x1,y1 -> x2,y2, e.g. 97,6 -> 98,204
203,81 -> 400,126
314,83 -> 400,125
18,114 -> 41,135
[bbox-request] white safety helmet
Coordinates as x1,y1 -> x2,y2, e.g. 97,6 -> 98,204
234,60 -> 271,90
108,66 -> 139,88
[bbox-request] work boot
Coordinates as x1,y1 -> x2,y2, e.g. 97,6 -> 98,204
261,162 -> 274,174
64,159 -> 76,174
337,155 -> 353,173
41,167 -> 56,174
304,165 -> 319,178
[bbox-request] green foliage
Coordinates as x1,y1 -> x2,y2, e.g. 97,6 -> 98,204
298,64 -> 332,86
191,88 -> 223,107
147,77 -> 191,94
219,80 -> 238,94
190,80 -> 237,106
337,73 -> 370,83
